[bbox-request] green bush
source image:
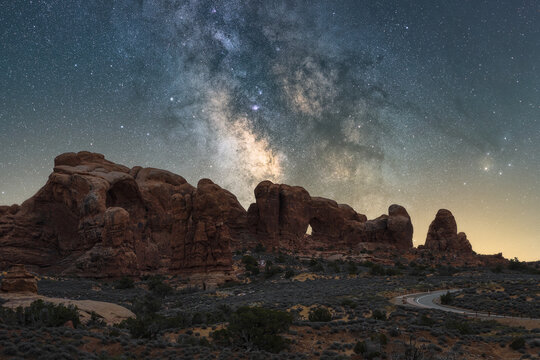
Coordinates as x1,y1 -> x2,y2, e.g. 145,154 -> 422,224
211,328 -> 233,346
147,276 -> 173,296
264,264 -> 282,279
340,298 -> 357,309
508,257 -> 540,274
114,276 -> 135,289
308,307 -> 332,322
445,319 -> 472,335
254,243 -> 266,253
418,314 -> 435,326
132,294 -> 162,315
346,262 -> 358,275
353,341 -> 367,354
0,300 -> 80,328
370,264 -> 386,275
284,268 -> 295,279
212,306 -> 293,353
440,291 -> 453,305
370,264 -> 400,276
509,337 -> 525,350
276,253 -> 287,263
371,309 -> 387,321
308,258 -> 324,272
242,255 -> 260,275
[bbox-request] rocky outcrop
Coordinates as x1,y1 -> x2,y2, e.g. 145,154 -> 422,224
0,152 -> 418,278
1,264 -> 37,293
363,205 -> 414,250
247,181 -> 311,250
423,209 -> 473,253
246,180 -> 413,252
0,152 -> 247,277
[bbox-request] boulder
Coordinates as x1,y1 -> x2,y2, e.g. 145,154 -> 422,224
1,264 -> 37,293
424,209 -> 472,253
247,181 -> 413,252
0,152 -> 247,277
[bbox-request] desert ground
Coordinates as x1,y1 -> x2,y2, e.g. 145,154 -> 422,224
1,252 -> 538,360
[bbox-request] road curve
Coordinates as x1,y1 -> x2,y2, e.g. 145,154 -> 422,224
394,289 -> 540,321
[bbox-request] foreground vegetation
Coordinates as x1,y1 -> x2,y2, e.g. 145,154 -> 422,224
0,251 -> 538,359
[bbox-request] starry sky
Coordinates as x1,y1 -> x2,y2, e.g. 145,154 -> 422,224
1,1 -> 539,260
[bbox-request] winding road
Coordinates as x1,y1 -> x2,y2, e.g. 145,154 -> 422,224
394,289 -> 540,321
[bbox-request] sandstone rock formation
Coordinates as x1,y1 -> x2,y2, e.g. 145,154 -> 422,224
0,152 -> 247,277
423,209 -> 473,253
1,264 -> 38,293
246,180 -> 413,252
0,152 -> 417,278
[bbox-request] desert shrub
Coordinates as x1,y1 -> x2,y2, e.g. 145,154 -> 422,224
147,276 -> 173,297
0,300 -> 81,328
254,243 -> 266,253
370,264 -> 386,276
276,253 -> 287,263
122,294 -> 171,339
131,294 -> 162,315
284,268 -> 295,279
509,337 -> 525,350
353,341 -> 367,354
346,262 -> 358,275
371,309 -> 387,321
212,306 -> 293,353
264,262 -> 282,279
211,328 -> 233,346
242,255 -> 260,275
329,261 -> 341,273
418,314 -> 435,326
384,267 -> 401,276
87,311 -> 106,327
508,257 -> 540,274
121,315 -> 160,339
114,276 -> 135,289
309,307 -> 332,322
440,291 -> 453,305
445,319 -> 472,335
340,298 -> 357,309
309,259 -> 324,272
437,266 -> 459,276
371,332 -> 387,345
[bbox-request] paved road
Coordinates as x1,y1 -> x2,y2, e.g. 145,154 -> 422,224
395,289 -> 539,320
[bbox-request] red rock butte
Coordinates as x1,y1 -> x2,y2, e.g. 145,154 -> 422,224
0,151 -> 476,277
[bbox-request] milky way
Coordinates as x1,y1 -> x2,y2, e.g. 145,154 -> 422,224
1,1 -> 539,259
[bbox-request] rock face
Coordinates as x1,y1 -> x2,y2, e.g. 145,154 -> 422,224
0,152 -> 246,277
246,180 -> 413,252
0,152 -> 416,277
424,209 -> 473,253
1,264 -> 37,293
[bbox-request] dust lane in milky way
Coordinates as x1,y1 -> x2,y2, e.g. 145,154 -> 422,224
0,1 -> 538,260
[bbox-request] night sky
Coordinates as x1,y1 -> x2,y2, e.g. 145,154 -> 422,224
1,1 -> 539,260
